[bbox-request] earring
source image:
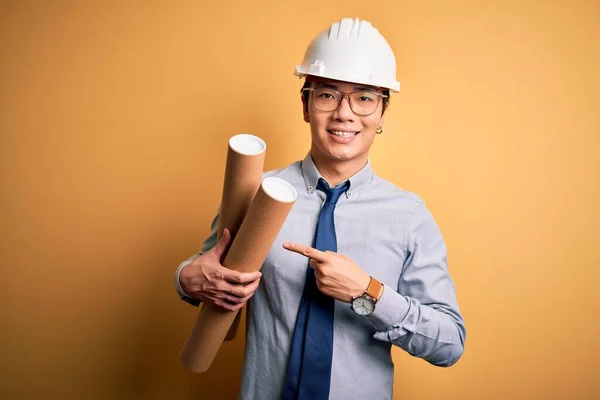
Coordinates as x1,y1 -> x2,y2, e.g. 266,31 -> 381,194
376,127 -> 383,134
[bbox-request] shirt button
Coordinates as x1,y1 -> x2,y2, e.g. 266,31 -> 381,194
308,185 -> 314,191
347,191 -> 352,197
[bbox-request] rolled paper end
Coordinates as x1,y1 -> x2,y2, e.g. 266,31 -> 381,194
180,352 -> 210,373
261,177 -> 298,203
229,134 -> 267,156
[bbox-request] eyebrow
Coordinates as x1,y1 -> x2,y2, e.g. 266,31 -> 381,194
314,82 -> 378,92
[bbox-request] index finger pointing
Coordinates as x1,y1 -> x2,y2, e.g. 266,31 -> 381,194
282,242 -> 327,262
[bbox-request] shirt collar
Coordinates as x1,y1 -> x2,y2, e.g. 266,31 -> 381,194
300,152 -> 374,198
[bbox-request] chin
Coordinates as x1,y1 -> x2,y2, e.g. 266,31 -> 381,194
322,147 -> 359,162
330,150 -> 355,160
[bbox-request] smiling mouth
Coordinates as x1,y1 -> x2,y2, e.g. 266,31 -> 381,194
328,130 -> 359,138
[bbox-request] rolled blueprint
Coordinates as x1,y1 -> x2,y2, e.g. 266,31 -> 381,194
218,134 -> 266,342
180,177 -> 297,373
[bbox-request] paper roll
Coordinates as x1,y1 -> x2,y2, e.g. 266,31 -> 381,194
218,134 -> 266,342
179,177 -> 297,373
223,309 -> 242,342
217,133 -> 266,245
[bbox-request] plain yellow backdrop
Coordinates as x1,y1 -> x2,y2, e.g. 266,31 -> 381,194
1,1 -> 599,399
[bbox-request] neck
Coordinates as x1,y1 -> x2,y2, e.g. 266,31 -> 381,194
310,150 -> 368,187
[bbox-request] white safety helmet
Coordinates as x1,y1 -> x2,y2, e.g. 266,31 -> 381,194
295,18 -> 401,92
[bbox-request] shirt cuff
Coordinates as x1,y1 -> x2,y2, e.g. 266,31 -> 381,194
367,284 -> 410,331
174,256 -> 201,298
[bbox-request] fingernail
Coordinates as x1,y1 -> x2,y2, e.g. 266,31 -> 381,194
282,242 -> 289,249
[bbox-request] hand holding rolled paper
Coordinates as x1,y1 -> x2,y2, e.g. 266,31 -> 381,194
178,228 -> 262,311
180,175 -> 298,373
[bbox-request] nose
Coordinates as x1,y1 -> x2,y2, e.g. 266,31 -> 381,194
332,95 -> 355,122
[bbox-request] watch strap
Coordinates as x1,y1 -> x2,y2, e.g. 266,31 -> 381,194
365,276 -> 383,303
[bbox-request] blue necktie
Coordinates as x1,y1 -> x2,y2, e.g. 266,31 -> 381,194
283,177 -> 350,400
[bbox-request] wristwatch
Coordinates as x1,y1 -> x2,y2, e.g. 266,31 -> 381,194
351,276 -> 384,316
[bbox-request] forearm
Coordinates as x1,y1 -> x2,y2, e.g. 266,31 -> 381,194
369,285 -> 465,367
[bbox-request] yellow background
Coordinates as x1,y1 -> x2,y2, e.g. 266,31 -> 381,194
2,1 -> 599,399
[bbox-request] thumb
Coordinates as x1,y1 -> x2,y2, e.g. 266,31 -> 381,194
210,228 -> 232,258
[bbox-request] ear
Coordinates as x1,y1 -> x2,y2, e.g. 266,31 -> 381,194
377,113 -> 386,129
301,94 -> 310,123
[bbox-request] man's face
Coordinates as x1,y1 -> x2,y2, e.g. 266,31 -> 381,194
302,78 -> 386,165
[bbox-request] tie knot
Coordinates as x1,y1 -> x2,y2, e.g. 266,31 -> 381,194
316,178 -> 349,205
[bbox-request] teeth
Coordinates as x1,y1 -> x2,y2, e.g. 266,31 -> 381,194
330,130 -> 357,138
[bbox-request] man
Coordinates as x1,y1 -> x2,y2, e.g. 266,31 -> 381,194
175,17 -> 466,400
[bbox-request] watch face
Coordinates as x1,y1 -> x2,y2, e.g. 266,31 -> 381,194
352,296 -> 375,316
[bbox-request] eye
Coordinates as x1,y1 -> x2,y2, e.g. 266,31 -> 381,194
356,93 -> 376,102
313,88 -> 339,100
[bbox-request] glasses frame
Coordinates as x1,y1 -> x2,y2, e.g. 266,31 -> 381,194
302,87 -> 388,116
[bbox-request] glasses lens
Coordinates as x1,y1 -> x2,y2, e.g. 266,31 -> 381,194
349,92 -> 379,115
311,88 -> 380,115
312,87 -> 341,112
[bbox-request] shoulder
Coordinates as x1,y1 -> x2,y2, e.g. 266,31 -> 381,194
370,176 -> 446,250
370,174 -> 425,210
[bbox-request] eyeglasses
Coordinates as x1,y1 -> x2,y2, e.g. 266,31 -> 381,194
302,87 -> 388,116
